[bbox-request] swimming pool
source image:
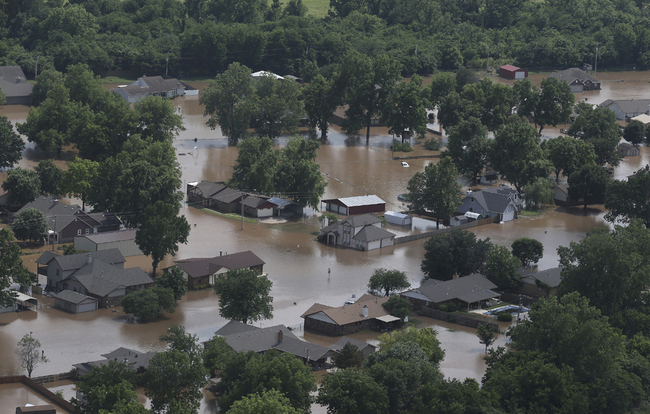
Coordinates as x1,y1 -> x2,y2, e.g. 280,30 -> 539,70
486,305 -> 530,316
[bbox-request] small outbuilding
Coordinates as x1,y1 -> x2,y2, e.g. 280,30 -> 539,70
619,142 -> 640,157
384,211 -> 412,226
54,290 -> 98,313
499,65 -> 528,80
322,195 -> 386,215
74,229 -> 142,257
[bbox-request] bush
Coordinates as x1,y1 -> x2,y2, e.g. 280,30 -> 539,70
391,142 -> 414,152
446,302 -> 457,312
424,139 -> 441,151
497,312 -> 513,322
437,304 -> 447,312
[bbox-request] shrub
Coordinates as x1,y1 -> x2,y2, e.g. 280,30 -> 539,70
424,139 -> 441,151
391,142 -> 414,152
497,312 -> 513,322
437,304 -> 447,312
446,302 -> 457,312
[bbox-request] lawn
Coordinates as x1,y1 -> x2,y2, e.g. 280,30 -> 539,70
304,0 -> 330,18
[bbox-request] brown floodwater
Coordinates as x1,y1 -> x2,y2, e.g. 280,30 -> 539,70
2,72 -> 650,408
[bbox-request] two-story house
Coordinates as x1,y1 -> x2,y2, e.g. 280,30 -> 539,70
320,214 -> 395,251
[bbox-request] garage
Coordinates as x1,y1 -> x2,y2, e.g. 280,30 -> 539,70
54,290 -> 98,313
322,195 -> 386,216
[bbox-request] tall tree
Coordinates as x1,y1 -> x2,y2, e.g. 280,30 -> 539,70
568,164 -> 610,209
407,157 -> 462,229
476,323 -> 497,353
460,78 -> 513,132
16,333 -> 48,378
144,349 -> 207,414
213,268 -> 273,324
62,157 -> 98,210
444,117 -> 489,183
383,74 -> 429,142
32,68 -> 64,104
230,136 -> 278,193
568,103 -> 622,166
421,229 -> 492,280
134,96 -> 184,143
367,268 -> 410,296
489,116 -> 550,192
317,368 -> 389,414
1,168 -> 40,206
121,287 -> 176,322
0,229 -> 32,306
484,245 -> 521,289
63,63 -> 105,108
71,361 -> 144,414
252,75 -> 303,139
302,74 -> 342,139
35,159 -> 63,196
201,62 -> 256,145
135,201 -> 191,277
534,76 -> 574,135
511,237 -> 544,267
376,327 -> 445,366
624,120 -> 646,146
605,168 -> 650,227
523,177 -> 555,210
276,137 -> 327,209
428,72 -> 457,108
332,342 -> 365,369
156,267 -> 188,301
341,52 -> 401,142
228,390 -> 302,414
544,135 -> 596,183
0,116 -> 24,169
12,208 -> 48,244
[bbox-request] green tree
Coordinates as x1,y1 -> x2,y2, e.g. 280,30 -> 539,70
302,74 -> 343,139
0,116 -> 24,169
341,52 -> 401,142
159,325 -> 204,360
252,75 -> 303,139
121,287 -> 176,322
276,137 -> 327,209
381,295 -> 413,320
484,245 -> 521,289
156,267 -> 188,301
411,378 -> 496,414
476,323 -> 497,353
228,390 -> 302,414
201,62 -> 256,145
511,237 -> 544,267
568,103 -> 622,166
2,168 -> 40,206
16,333 -> 48,378
316,368 -> 389,414
12,208 -> 48,244
407,157 -> 462,229
534,76 -> 574,135
367,268 -> 410,296
62,157 -> 98,210
544,135 -> 596,183
230,136 -> 278,193
523,177 -> 555,210
135,201 -> 191,277
217,351 -> 316,412
203,335 -> 235,376
384,75 -> 428,142
32,68 -> 64,104
0,229 -> 32,305
512,78 -> 539,124
421,229 -> 492,280
605,168 -> 650,227
376,327 -> 445,367
71,361 -> 143,414
144,349 -> 207,414
213,268 -> 273,324
460,78 -> 513,132
489,116 -> 550,192
428,72 -> 457,108
624,119 -> 646,146
35,159 -> 63,196
568,164 -> 610,209
63,63 -> 105,108
444,117 -> 489,183
134,96 -> 184,143
332,342 -> 365,369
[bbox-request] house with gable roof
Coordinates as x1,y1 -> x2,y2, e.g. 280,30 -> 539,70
400,274 -> 500,312
74,347 -> 157,376
0,66 -> 33,105
547,68 -> 600,92
519,267 -> 562,297
600,99 -> 650,121
319,214 -> 395,250
169,250 -> 265,288
36,249 -> 153,307
113,75 -> 188,103
455,187 -> 519,222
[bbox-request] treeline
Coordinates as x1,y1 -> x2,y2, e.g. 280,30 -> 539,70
2,0 -> 650,80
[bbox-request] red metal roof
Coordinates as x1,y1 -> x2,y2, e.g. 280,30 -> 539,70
500,64 -> 521,72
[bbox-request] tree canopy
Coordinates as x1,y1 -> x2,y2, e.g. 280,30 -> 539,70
12,208 -> 48,244
0,116 -> 24,169
511,237 -> 543,267
421,229 -> 492,280
2,168 -> 41,206
213,268 -> 273,324
121,287 -> 176,322
367,268 -> 410,296
0,229 -> 32,306
568,103 -> 622,167
605,168 -> 650,227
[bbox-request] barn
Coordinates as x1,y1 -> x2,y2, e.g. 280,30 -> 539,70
499,65 -> 528,80
54,290 -> 98,313
74,229 -> 143,257
322,195 -> 386,215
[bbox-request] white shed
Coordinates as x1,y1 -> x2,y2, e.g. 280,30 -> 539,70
384,211 -> 412,226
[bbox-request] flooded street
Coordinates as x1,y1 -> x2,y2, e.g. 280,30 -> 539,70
1,71 -> 650,410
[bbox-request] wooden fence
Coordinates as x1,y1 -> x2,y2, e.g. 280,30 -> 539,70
420,307 -> 499,331
395,216 -> 498,244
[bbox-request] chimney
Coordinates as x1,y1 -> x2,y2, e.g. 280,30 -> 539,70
362,305 -> 368,318
87,254 -> 92,264
277,330 -> 283,343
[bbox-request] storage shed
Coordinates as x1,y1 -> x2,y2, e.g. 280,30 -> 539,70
499,65 -> 528,80
384,211 -> 412,226
54,290 -> 98,313
74,229 -> 142,257
322,195 -> 386,215
619,142 -> 640,157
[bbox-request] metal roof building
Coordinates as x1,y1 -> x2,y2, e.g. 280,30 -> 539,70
74,229 -> 142,257
322,195 -> 386,215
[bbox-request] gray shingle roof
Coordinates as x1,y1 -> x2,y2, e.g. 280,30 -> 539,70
54,290 -> 97,305
0,66 -> 33,98
81,229 -> 138,244
74,347 -> 157,374
174,251 -> 265,279
193,180 -> 227,198
548,68 -> 599,83
18,196 -> 82,217
601,99 -> 650,115
353,225 -> 395,242
72,260 -> 153,293
210,187 -> 244,204
522,267 -> 562,288
38,249 -> 126,270
464,189 -> 514,214
118,76 -> 185,96
329,336 -> 376,353
402,274 -> 499,304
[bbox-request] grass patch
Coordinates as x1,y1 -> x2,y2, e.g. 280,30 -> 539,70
200,208 -> 256,223
404,318 -> 423,327
304,0 -> 330,18
520,209 -> 542,216
447,328 -> 459,332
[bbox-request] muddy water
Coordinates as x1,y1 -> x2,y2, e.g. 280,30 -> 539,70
1,72 -> 650,392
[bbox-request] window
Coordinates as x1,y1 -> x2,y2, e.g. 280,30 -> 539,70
85,228 -> 90,234
77,229 -> 82,235
471,198 -> 475,202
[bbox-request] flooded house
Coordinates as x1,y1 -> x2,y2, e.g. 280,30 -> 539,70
113,75 -> 190,103
0,65 -> 33,105
455,188 -> 519,223
169,250 -> 265,289
600,99 -> 650,121
547,68 -> 601,92
73,347 -> 157,376
400,274 -> 500,312
320,214 -> 395,251
518,267 -> 562,297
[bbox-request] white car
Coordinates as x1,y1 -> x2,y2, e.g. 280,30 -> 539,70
401,162 -> 409,167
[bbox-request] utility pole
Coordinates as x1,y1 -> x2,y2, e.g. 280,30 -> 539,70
486,45 -> 489,73
35,56 -> 39,78
595,43 -> 599,72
